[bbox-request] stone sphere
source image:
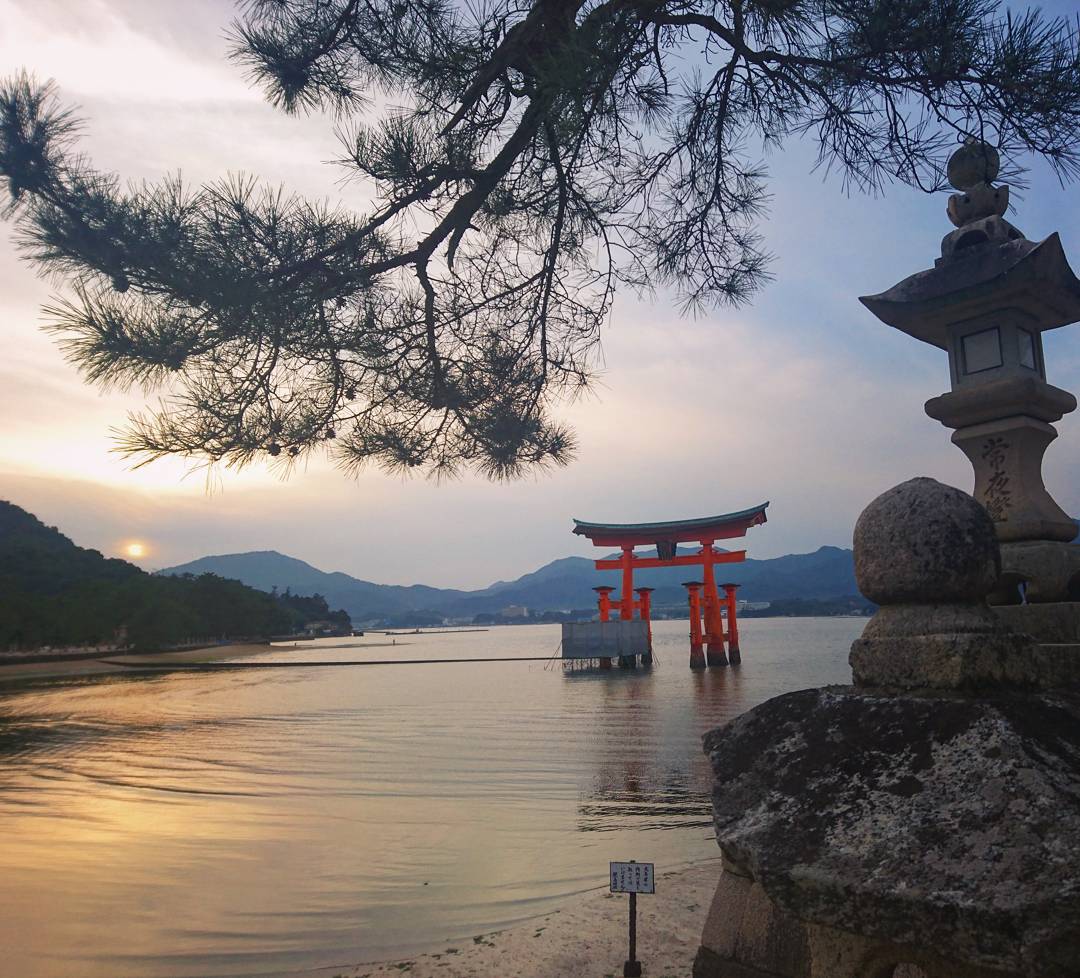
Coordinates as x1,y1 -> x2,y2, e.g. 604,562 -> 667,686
947,140 -> 1000,190
854,477 -> 1000,605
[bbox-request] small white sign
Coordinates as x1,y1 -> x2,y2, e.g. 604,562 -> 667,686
610,861 -> 655,894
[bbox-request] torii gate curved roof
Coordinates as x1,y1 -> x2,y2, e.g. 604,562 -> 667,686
572,503 -> 769,547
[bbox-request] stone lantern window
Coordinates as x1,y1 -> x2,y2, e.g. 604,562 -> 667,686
945,312 -> 1046,388
1017,326 -> 1038,370
959,325 -> 1001,374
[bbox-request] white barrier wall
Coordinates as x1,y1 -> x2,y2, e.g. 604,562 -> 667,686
561,620 -> 649,659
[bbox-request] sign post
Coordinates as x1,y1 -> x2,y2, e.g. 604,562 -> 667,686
609,860 -> 655,978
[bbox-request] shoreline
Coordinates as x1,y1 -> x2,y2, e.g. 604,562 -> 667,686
0,641 -> 277,682
0,638 -> 433,683
292,859 -> 721,978
0,639 -> 271,667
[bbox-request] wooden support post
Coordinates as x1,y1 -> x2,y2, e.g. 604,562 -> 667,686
594,586 -> 614,623
593,586 -> 615,669
683,582 -> 705,669
701,542 -> 728,667
624,891 -> 641,978
723,583 -> 741,663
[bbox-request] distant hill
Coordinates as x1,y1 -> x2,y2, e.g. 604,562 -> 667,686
0,500 -> 141,595
159,544 -> 860,623
158,550 -> 476,617
0,501 -> 350,651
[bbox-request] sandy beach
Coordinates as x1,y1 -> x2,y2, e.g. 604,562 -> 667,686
0,641 -> 276,682
0,638 -> 425,683
298,859 -> 721,978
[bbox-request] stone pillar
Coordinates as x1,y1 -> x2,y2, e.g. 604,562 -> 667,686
927,399 -> 1077,542
927,381 -> 1080,616
694,478 -> 1080,978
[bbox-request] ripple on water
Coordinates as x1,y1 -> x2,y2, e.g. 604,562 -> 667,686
0,617 -> 861,978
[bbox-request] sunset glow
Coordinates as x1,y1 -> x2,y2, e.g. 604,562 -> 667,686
0,0 -> 1077,591
1,2 -> 1079,978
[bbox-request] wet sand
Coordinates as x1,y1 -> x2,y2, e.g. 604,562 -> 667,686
301,859 -> 721,978
0,642 -> 274,682
0,640 -> 420,682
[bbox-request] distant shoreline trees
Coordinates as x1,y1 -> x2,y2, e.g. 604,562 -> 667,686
0,0 -> 1079,479
0,501 -> 351,652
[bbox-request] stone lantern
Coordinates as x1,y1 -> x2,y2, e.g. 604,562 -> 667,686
692,145 -> 1080,978
859,140 -> 1080,622
693,478 -> 1080,978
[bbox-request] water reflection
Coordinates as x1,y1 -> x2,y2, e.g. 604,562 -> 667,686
0,618 -> 863,978
569,645 -> 757,835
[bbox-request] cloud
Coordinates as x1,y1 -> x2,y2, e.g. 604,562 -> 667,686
0,0 -> 250,103
0,1 -> 1078,589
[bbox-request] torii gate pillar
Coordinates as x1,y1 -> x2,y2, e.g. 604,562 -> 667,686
635,587 -> 655,665
593,586 -> 616,669
683,582 -> 706,669
722,583 -> 742,664
619,546 -> 636,620
701,541 -> 729,667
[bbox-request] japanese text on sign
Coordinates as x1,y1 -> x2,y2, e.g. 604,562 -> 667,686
610,861 -> 655,894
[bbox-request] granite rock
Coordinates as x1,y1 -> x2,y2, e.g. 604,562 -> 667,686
850,603 -> 1035,690
704,686 -> 1080,978
854,478 -> 1000,605
851,478 -> 1033,688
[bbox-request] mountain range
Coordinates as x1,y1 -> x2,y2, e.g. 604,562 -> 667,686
159,545 -> 861,623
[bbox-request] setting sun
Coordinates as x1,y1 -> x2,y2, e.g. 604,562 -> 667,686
125,542 -> 147,559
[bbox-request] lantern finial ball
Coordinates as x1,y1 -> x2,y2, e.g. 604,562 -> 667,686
947,138 -> 1000,191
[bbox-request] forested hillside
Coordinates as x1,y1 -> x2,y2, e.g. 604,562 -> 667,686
0,502 -> 350,651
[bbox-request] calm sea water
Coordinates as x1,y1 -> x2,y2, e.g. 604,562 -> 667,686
0,618 -> 863,978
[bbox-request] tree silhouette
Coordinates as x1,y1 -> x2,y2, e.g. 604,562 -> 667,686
1,0 -> 1078,478
0,500 -> 352,650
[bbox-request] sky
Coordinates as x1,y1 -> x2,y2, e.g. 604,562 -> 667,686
1,0 -> 1079,589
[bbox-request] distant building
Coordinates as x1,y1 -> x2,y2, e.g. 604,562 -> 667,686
499,605 -> 529,619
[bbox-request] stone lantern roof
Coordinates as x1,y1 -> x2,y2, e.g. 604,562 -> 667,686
858,139 -> 1080,348
859,233 -> 1080,349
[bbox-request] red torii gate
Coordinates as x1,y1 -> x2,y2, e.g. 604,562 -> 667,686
572,505 -> 769,669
